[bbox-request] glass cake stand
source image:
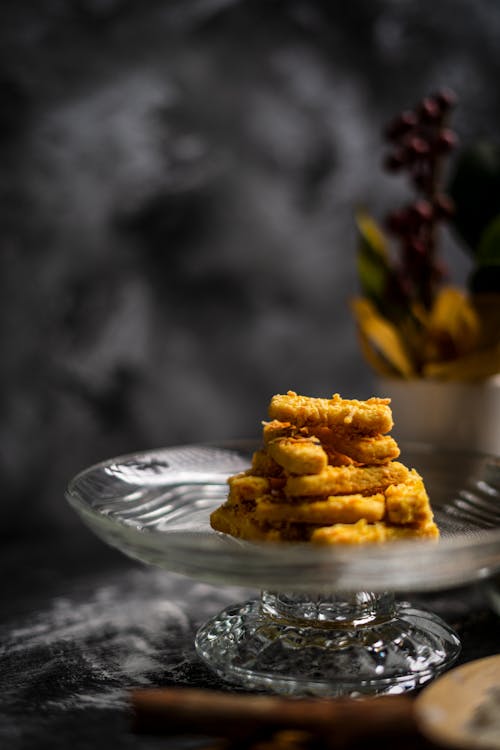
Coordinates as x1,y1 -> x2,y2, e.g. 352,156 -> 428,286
66,441 -> 500,697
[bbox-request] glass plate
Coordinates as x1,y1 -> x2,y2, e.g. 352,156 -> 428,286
66,441 -> 500,593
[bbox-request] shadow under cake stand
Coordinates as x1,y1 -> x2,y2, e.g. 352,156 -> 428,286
66,441 -> 500,697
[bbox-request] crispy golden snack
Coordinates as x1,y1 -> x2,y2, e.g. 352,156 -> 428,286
384,470 -> 434,525
285,461 -> 409,497
269,391 -> 393,434
266,437 -> 328,475
210,390 -> 438,546
210,505 -> 278,540
253,493 -> 385,524
210,505 -> 310,542
251,450 -> 283,477
262,420 -> 296,443
263,421 -> 354,466
311,518 -> 439,545
227,474 -> 274,504
385,520 -> 439,540
311,518 -> 387,544
323,447 -> 355,466
311,427 -> 400,465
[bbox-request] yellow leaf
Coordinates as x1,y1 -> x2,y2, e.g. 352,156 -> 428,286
357,330 -> 403,377
355,210 -> 388,259
423,343 -> 500,381
351,298 -> 416,378
426,286 -> 480,360
410,301 -> 430,328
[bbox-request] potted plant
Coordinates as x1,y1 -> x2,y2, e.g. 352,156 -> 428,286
352,90 -> 500,452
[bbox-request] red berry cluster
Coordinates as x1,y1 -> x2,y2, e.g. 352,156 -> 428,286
382,89 -> 458,310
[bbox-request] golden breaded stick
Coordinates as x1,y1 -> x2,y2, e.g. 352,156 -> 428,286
384,470 -> 434,525
267,437 -> 328,475
311,519 -> 388,544
263,420 -> 354,466
312,427 -> 400,465
262,420 -> 295,443
311,518 -> 439,545
285,461 -> 409,497
385,519 -> 439,539
323,446 -> 355,466
263,422 -> 354,466
269,391 -> 393,434
254,492 -> 385,524
251,450 -> 283,477
227,474 -> 274,504
210,505 -> 278,540
212,503 -> 439,543
210,505 -> 310,542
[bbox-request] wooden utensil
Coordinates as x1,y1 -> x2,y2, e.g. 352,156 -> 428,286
415,654 -> 500,749
131,688 -> 415,742
131,654 -> 500,748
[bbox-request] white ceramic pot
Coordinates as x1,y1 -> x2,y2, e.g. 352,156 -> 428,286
376,375 -> 500,456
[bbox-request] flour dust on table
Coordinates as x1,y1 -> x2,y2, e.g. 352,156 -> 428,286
0,566 -> 247,714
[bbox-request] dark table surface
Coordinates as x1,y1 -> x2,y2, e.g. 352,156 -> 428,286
1,523 -> 499,750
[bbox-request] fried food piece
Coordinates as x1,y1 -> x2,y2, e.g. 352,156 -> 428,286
311,427 -> 400,465
253,492 -> 385,524
262,420 -> 296,443
227,473 -> 286,506
211,390 -> 438,546
251,450 -> 283,477
211,505 -> 439,544
264,420 -> 354,466
311,518 -> 387,544
211,504 -> 278,540
266,437 -> 328,475
264,419 -> 397,466
323,447 -> 355,466
285,461 -> 409,497
210,505 -> 311,542
227,474 -> 275,504
384,470 -> 434,525
269,391 -> 393,434
311,518 -> 439,545
388,519 -> 439,540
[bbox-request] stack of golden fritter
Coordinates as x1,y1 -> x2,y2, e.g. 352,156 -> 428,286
210,391 -> 439,544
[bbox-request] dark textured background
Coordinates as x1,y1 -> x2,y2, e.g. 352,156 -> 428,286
1,0 -> 499,534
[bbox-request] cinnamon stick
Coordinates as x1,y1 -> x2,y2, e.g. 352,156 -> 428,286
130,686 -> 416,740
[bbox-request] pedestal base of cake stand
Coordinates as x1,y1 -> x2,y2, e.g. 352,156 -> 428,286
195,591 -> 461,697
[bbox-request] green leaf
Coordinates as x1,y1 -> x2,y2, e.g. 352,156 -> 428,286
448,141 -> 500,254
355,211 -> 391,307
476,214 -> 500,266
